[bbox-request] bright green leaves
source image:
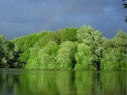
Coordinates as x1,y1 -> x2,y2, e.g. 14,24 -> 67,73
77,25 -> 94,42
74,43 -> 94,70
1,25 -> 127,70
101,30 -> 127,70
76,25 -> 108,70
61,27 -> 77,43
25,41 -> 58,69
101,48 -> 126,70
38,41 -> 58,69
12,32 -> 49,67
56,41 -> 76,69
113,30 -> 127,46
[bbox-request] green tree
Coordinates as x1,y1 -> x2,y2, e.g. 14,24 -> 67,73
12,32 -> 48,67
74,43 -> 94,70
101,30 -> 127,70
39,32 -> 59,47
56,41 -> 76,69
60,27 -> 77,43
38,41 -> 58,69
76,25 -> 107,70
0,34 -> 17,68
26,41 -> 58,69
25,43 -> 40,69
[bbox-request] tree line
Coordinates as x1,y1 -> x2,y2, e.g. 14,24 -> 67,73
0,25 -> 127,70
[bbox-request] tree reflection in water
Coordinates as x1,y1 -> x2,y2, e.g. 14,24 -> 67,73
0,69 -> 127,95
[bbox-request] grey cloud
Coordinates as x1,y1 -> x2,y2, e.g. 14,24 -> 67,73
0,0 -> 126,39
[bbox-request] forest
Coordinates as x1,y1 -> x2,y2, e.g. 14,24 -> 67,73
0,25 -> 127,70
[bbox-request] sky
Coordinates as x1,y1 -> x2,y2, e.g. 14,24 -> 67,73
0,0 -> 127,39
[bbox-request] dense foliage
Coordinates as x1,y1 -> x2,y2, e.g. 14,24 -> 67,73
0,25 -> 127,70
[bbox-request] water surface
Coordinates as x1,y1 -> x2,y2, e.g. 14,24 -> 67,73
0,69 -> 127,95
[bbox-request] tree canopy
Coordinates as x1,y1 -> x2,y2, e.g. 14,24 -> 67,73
0,25 -> 127,70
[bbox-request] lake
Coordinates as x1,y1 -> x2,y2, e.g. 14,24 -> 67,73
0,69 -> 127,95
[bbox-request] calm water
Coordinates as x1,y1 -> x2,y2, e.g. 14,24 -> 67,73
0,69 -> 127,95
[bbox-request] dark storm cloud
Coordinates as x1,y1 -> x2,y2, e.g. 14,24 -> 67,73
64,0 -> 104,15
0,0 -> 126,39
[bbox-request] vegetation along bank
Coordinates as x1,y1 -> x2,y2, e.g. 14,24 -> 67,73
0,25 -> 127,70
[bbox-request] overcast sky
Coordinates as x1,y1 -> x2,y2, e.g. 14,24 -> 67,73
0,0 -> 127,39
